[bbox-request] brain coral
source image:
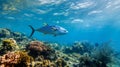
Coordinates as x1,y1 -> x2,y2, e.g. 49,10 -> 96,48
26,41 -> 56,60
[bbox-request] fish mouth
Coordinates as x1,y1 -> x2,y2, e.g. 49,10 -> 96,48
64,30 -> 68,33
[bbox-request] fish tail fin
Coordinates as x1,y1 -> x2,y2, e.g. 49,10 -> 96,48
29,25 -> 35,38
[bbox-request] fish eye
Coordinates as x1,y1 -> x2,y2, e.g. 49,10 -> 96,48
64,30 -> 68,33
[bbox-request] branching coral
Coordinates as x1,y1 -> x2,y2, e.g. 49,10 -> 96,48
34,60 -> 55,67
32,56 -> 56,67
34,58 -> 67,67
0,38 -> 19,55
63,41 -> 93,54
0,51 -> 33,67
78,53 -> 94,67
2,38 -> 18,48
55,58 -> 67,67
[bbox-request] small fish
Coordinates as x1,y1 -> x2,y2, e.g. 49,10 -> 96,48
29,24 -> 68,37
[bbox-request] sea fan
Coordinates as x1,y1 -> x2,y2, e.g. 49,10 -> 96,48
92,42 -> 113,67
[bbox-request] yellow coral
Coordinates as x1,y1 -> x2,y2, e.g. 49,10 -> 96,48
2,38 -> 19,50
34,60 -> 55,67
15,51 -> 34,65
55,58 -> 67,67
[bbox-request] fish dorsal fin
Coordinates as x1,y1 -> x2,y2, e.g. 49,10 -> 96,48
43,23 -> 48,26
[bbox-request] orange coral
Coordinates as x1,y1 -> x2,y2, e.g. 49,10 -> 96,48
0,51 -> 33,67
0,52 -> 20,64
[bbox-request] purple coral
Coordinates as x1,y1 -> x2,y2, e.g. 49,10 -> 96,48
26,41 -> 56,60
27,41 -> 47,52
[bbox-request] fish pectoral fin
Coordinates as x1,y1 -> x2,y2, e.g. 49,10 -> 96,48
51,27 -> 57,31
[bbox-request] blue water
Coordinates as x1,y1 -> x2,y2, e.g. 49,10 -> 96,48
0,0 -> 120,50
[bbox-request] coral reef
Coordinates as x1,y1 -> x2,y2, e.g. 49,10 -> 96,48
0,28 -> 33,46
91,42 -> 113,67
33,56 -> 67,67
55,58 -> 67,67
33,59 -> 56,67
0,28 -> 119,67
63,41 -> 93,54
73,42 -> 114,67
76,53 -> 95,67
0,28 -> 11,38
44,42 -> 62,50
0,38 -> 19,55
26,41 -> 56,60
61,41 -> 117,67
0,51 -> 33,67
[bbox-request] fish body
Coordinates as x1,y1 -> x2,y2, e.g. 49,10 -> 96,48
29,24 -> 68,37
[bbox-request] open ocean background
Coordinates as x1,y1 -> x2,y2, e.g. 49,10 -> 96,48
0,0 -> 120,51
